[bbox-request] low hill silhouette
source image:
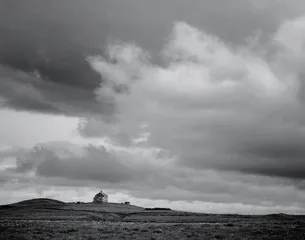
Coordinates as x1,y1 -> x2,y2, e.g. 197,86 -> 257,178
0,198 -> 66,210
11,198 -> 65,206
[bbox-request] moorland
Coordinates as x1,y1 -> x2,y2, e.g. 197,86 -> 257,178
1,198 -> 305,239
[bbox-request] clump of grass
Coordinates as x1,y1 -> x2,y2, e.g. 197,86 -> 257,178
225,223 -> 234,227
66,228 -> 78,233
212,235 -> 224,239
153,228 -> 163,233
186,232 -> 198,238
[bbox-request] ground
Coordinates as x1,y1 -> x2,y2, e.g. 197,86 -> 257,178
0,199 -> 305,239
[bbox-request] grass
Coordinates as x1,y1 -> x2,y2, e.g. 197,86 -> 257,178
1,198 -> 305,239
1,220 -> 305,240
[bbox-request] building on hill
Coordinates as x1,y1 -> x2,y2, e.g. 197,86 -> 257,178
93,191 -> 108,203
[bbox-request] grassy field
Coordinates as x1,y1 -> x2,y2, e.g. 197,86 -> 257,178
0,199 -> 305,239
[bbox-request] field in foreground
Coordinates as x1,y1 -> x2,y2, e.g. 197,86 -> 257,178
1,199 -> 305,239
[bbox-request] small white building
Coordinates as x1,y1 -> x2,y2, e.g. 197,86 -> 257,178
93,191 -> 108,203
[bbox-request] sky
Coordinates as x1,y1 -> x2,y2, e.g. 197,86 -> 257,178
1,0 -> 305,214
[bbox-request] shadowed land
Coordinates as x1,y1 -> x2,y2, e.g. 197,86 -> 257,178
1,198 -> 305,239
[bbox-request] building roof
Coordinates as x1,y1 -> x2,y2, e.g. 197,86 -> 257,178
94,191 -> 108,197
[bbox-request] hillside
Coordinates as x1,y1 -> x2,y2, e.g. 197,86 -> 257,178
0,198 -> 145,213
64,202 -> 145,213
1,198 -> 305,239
9,198 -> 66,207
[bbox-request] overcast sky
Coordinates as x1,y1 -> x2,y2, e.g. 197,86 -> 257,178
1,0 -> 305,214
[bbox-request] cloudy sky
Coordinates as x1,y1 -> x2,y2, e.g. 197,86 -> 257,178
1,0 -> 305,214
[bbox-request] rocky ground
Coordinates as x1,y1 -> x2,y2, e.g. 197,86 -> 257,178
1,199 -> 305,239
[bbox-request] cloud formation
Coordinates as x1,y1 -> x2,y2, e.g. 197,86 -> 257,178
2,1 -> 305,213
82,17 -> 305,181
0,0 -> 123,117
1,140 -> 305,214
1,0 -> 303,117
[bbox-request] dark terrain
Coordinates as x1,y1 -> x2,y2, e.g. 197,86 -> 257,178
1,199 -> 305,239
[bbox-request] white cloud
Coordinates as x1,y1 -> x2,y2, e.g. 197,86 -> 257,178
70,16 -> 305,211
87,19 -> 303,173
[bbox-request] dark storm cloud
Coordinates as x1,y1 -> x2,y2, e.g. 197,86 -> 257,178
0,66 -> 117,116
3,142 -> 304,208
0,0 -> 105,82
7,142 -> 180,193
1,0 -> 302,116
225,132 -> 305,179
79,9 -> 305,184
0,0 -> 115,116
14,145 -> 132,183
213,155 -> 305,180
174,122 -> 305,180
0,147 -> 26,161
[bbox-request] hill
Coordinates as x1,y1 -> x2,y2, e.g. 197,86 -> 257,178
64,202 -> 144,213
1,198 -> 305,239
0,198 -> 145,215
10,198 -> 66,207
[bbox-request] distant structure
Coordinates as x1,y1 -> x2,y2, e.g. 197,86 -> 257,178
93,191 -> 108,203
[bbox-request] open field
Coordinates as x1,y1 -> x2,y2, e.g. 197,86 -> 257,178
1,199 -> 305,239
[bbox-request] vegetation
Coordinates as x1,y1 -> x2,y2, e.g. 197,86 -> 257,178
144,207 -> 172,211
1,198 -> 305,239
